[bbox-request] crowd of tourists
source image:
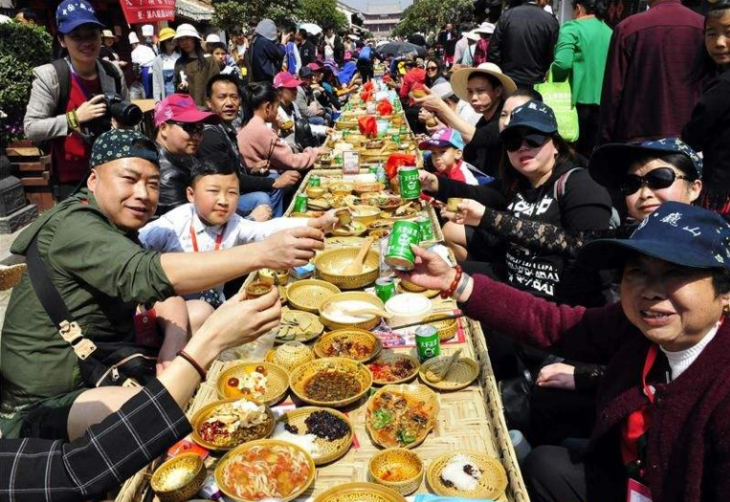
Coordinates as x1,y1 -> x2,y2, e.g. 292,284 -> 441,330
1,0 -> 730,500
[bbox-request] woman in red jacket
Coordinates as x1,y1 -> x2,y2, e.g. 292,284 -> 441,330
401,201 -> 730,502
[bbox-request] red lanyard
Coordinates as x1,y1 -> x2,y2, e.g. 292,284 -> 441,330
189,221 -> 226,252
621,344 -> 659,477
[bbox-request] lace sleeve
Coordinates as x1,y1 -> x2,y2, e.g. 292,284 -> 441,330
478,210 -> 631,258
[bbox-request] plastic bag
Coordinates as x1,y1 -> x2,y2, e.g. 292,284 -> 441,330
535,70 -> 579,142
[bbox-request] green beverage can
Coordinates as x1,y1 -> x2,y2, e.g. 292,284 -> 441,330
375,277 -> 396,303
417,215 -> 435,242
369,166 -> 378,175
294,193 -> 308,213
391,133 -> 401,145
384,220 -> 421,271
309,175 -> 321,187
415,325 -> 440,362
398,166 -> 421,200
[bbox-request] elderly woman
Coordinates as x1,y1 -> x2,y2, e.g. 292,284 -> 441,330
401,201 -> 730,502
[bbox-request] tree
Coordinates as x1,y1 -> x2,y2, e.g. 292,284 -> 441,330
297,0 -> 350,33
392,0 -> 473,39
211,0 -> 300,31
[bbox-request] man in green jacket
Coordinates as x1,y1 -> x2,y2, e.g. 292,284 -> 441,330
0,129 -> 323,440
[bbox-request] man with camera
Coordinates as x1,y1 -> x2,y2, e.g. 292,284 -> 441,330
23,0 -> 140,201
0,128 -> 325,441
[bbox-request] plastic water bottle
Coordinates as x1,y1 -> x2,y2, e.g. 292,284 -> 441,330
375,160 -> 387,185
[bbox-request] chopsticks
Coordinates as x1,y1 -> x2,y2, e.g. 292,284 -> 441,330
388,312 -> 467,331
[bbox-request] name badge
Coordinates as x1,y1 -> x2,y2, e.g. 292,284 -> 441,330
627,479 -> 652,502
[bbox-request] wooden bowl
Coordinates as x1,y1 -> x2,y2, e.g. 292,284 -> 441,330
424,314 -> 459,342
258,268 -> 290,286
314,328 -> 382,363
319,291 -> 385,331
350,204 -> 381,225
419,356 -> 480,392
216,362 -> 289,405
276,406 -> 353,465
313,482 -> 407,502
289,357 -> 373,407
426,451 -> 508,499
315,247 -> 380,290
150,453 -> 206,502
215,439 -> 316,502
287,279 -> 341,313
369,448 -> 424,495
266,341 -> 315,371
366,352 -> 420,386
365,383 -> 439,449
190,398 -> 275,451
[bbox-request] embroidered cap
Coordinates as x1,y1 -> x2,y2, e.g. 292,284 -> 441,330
419,127 -> 465,150
90,130 -> 159,169
56,0 -> 104,35
589,137 -> 703,190
578,202 -> 730,271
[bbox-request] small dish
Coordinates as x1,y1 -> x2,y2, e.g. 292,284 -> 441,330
369,448 -> 424,495
385,293 -> 433,328
419,356 -> 480,391
150,453 -> 206,502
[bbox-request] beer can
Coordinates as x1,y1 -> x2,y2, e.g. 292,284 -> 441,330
369,166 -> 379,175
417,215 -> 435,242
375,277 -> 396,303
391,133 -> 401,145
415,325 -> 440,362
384,220 -> 421,271
398,166 -> 421,200
294,193 -> 308,213
309,175 -> 321,187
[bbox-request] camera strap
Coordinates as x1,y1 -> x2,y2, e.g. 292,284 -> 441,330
66,60 -> 94,100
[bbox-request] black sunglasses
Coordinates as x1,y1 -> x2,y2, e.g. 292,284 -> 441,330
503,132 -> 549,152
427,66 -> 439,70
620,167 -> 692,196
169,121 -> 205,136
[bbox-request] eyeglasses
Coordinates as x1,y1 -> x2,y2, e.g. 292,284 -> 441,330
169,121 -> 205,136
503,133 -> 549,152
620,167 -> 692,196
427,66 -> 439,71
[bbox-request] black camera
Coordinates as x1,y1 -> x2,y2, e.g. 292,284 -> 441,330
84,93 -> 143,140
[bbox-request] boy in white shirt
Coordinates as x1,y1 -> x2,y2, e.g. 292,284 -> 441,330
140,158 -> 337,330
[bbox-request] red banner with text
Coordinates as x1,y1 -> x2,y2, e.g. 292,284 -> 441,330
119,0 -> 176,25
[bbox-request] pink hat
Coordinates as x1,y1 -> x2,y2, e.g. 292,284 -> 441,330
306,61 -> 324,71
273,72 -> 304,89
154,94 -> 218,127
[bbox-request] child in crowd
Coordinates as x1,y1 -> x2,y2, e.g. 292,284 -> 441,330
419,128 -> 480,185
139,159 -> 337,331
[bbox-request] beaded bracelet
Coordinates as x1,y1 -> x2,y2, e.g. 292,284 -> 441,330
177,350 -> 207,380
440,265 -> 463,299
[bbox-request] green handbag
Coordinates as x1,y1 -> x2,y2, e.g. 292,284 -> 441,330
535,70 -> 580,142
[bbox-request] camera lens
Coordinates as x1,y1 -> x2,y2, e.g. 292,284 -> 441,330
109,101 -> 143,127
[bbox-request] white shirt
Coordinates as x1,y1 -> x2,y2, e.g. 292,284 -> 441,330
456,100 -> 482,125
132,44 -> 157,68
160,51 -> 180,71
660,321 -> 721,381
138,204 -> 308,298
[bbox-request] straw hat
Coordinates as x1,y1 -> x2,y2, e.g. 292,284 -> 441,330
174,23 -> 201,40
451,63 -> 517,101
101,29 -> 117,40
158,27 -> 176,42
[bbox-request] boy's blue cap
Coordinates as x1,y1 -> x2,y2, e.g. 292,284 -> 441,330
418,128 -> 465,151
579,202 -> 730,271
56,0 -> 104,35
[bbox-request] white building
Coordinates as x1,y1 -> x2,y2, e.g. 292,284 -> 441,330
361,3 -> 403,37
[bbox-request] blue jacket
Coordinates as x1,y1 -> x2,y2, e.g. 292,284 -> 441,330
250,35 -> 285,83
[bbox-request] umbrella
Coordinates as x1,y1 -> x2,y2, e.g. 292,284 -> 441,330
299,22 -> 322,35
376,41 -> 427,58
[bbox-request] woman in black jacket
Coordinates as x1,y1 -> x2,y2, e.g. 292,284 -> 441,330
682,0 -> 730,217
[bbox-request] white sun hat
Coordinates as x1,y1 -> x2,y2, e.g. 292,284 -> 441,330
174,23 -> 201,40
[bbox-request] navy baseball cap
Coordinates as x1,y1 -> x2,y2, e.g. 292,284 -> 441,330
56,0 -> 105,35
299,67 -> 314,79
501,100 -> 558,140
589,137 -> 703,190
578,202 -> 730,271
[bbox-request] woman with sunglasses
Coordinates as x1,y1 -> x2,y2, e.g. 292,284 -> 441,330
399,202 -> 730,502
424,59 -> 446,88
683,0 -> 730,217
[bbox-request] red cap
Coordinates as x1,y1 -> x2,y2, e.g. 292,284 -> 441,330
273,72 -> 304,89
154,94 -> 218,127
306,61 -> 324,71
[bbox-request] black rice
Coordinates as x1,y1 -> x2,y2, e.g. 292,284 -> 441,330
305,410 -> 350,441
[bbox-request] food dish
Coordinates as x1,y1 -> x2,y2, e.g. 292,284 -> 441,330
314,247 -> 380,290
366,384 -> 439,449
273,406 -> 353,465
331,221 -> 368,237
290,357 -> 373,407
192,398 -> 275,450
151,453 -> 206,502
367,353 -> 420,385
314,328 -> 382,362
419,356 -> 480,391
287,279 -> 341,313
426,451 -> 508,499
319,291 -> 384,331
215,440 -> 315,502
312,482 -> 408,502
216,362 -> 289,406
275,310 -> 324,344
369,448 -> 424,495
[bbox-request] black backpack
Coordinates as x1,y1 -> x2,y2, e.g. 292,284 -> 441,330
51,58 -> 123,117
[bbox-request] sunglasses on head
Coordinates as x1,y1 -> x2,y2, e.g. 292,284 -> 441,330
620,167 -> 692,196
503,132 -> 549,152
169,121 -> 205,136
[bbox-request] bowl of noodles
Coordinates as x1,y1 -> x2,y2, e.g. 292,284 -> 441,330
215,439 -> 316,502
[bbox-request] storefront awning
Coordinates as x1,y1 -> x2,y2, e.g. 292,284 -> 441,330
175,0 -> 214,22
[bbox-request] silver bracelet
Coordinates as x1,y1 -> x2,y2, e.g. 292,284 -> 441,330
451,272 -> 470,301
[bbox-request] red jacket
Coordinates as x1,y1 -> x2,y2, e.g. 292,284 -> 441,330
599,0 -> 706,144
465,274 -> 730,501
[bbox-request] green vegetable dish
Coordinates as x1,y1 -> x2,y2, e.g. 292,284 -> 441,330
367,390 -> 435,448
